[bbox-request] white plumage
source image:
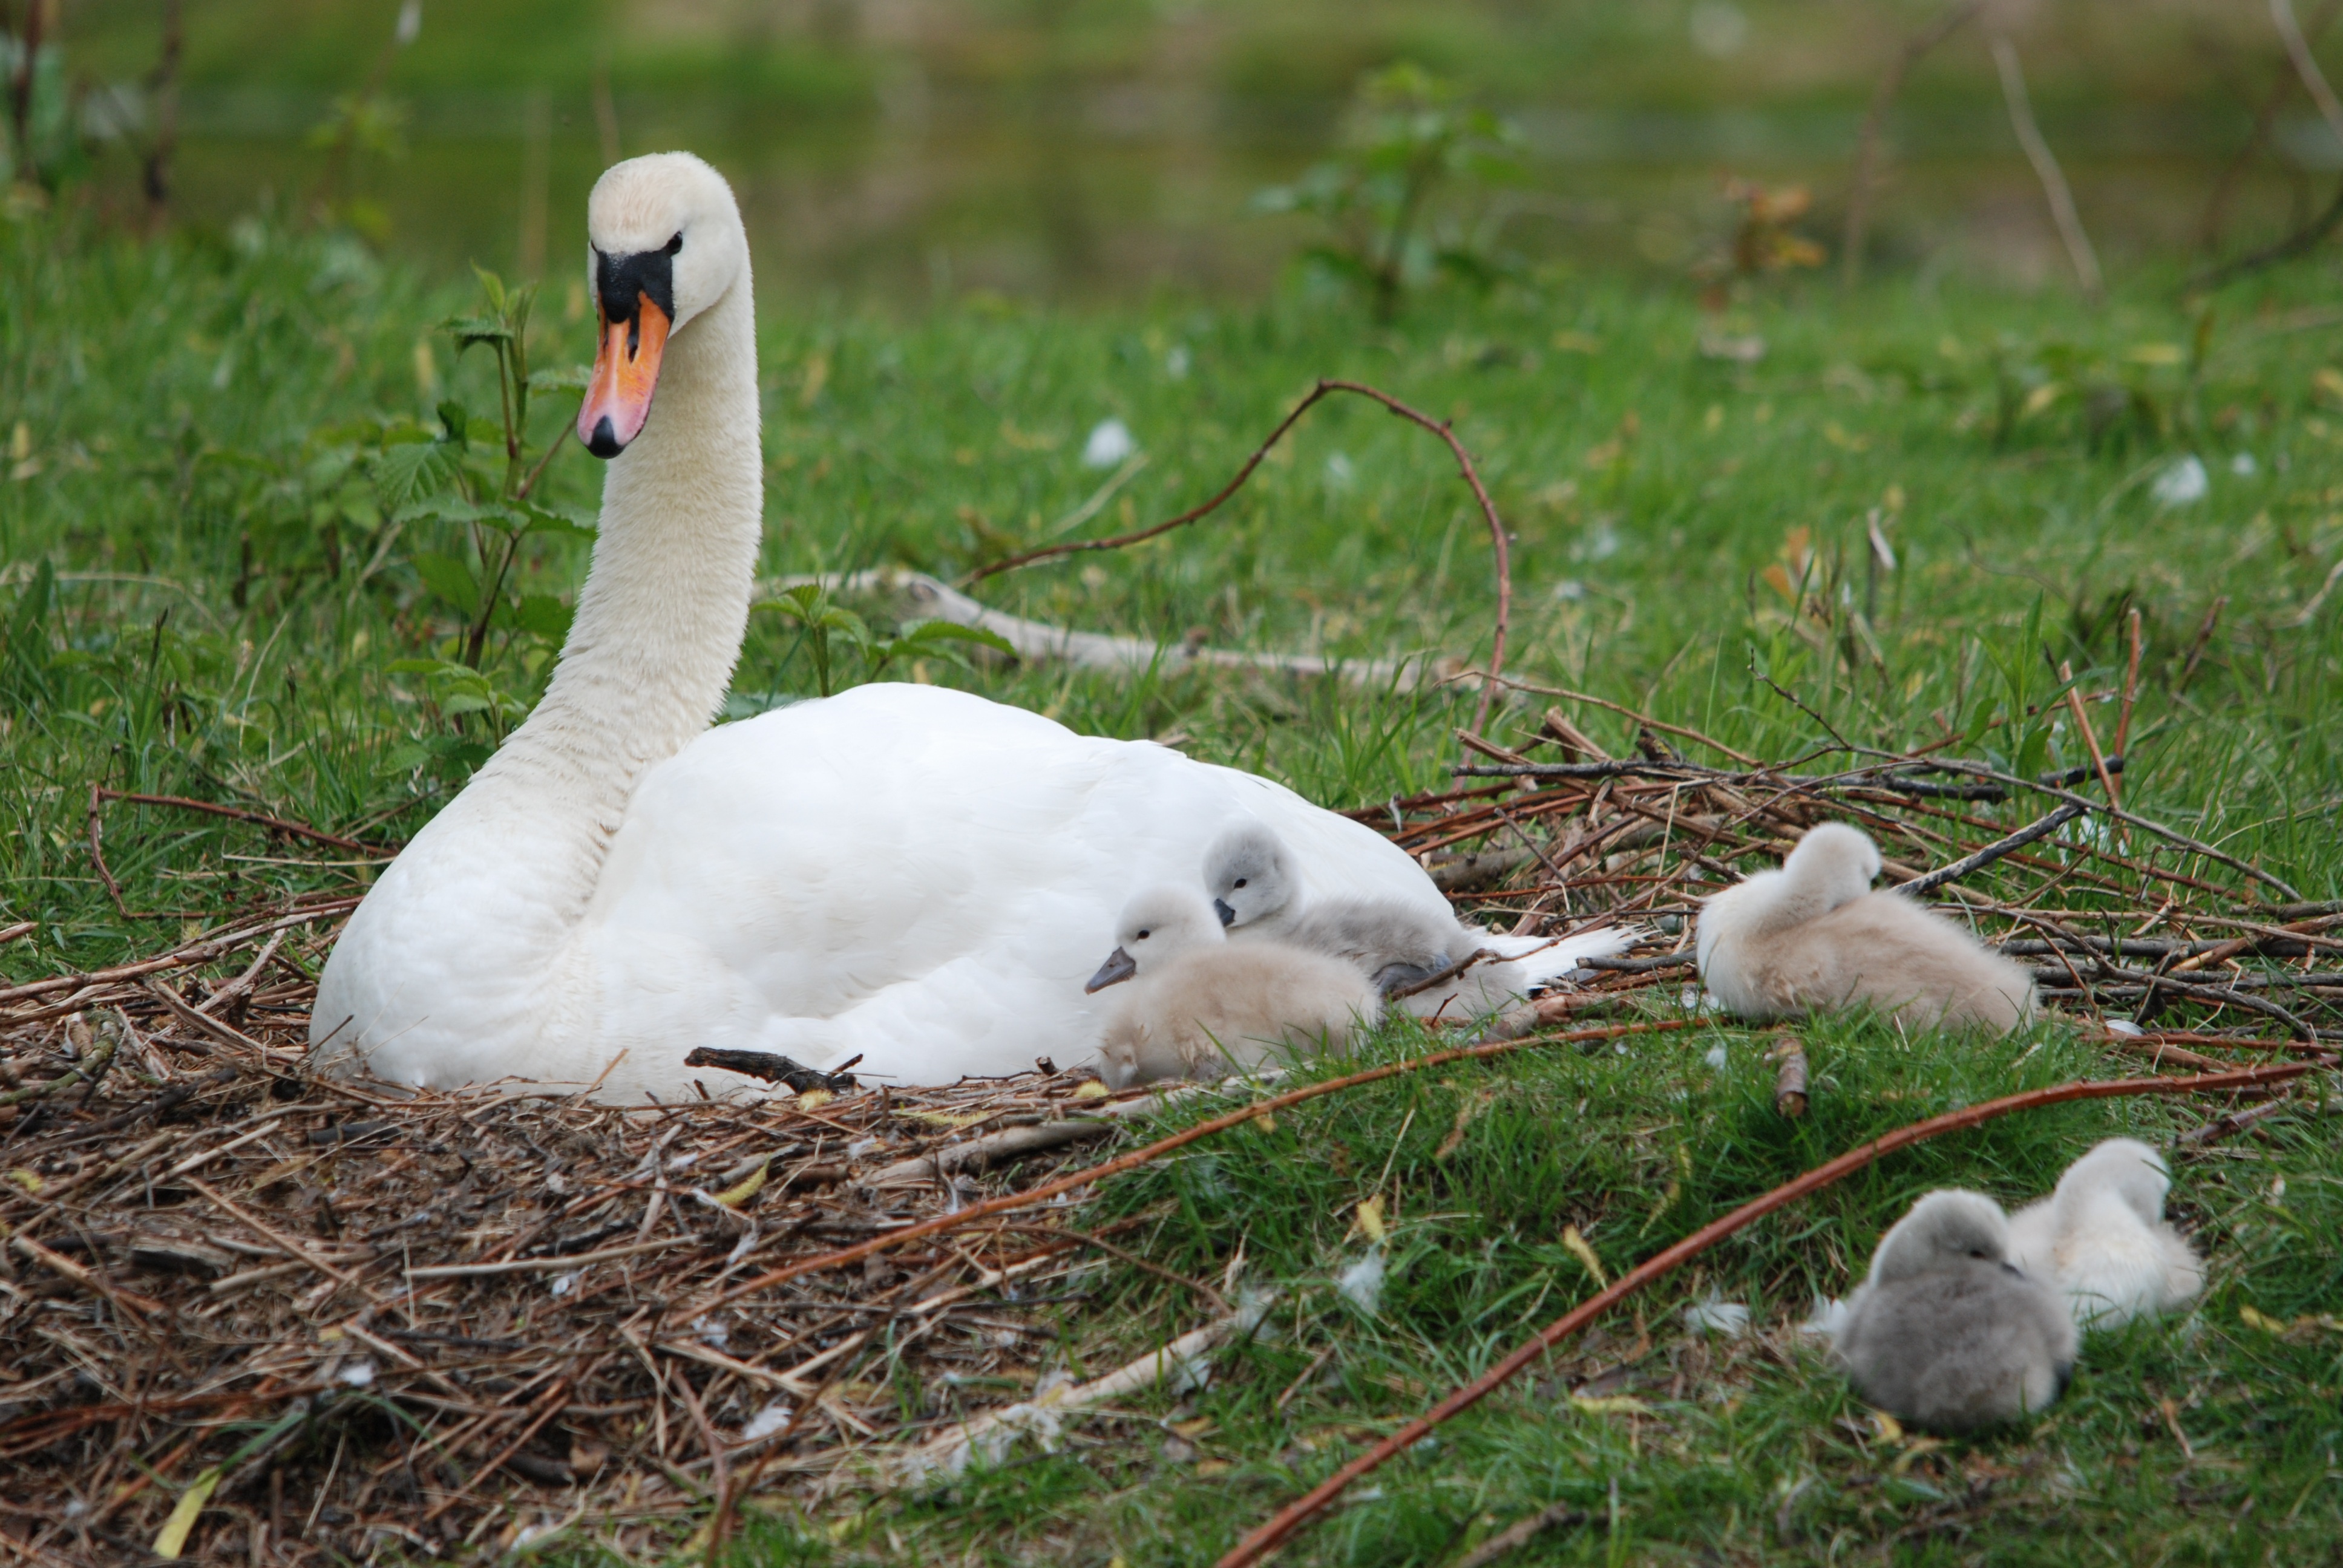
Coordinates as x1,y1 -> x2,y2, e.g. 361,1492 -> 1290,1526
309,154 -> 1484,1098
1833,1189 -> 2076,1432
1201,821 -> 1628,1017
1086,886 -> 1378,1087
1696,822 -> 2037,1033
2007,1138 -> 2203,1329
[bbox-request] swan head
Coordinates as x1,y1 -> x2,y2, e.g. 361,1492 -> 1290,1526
577,151 -> 749,459
2054,1137 -> 2170,1226
1782,822 -> 1882,910
1869,1189 -> 2010,1285
1204,822 -> 1294,932
1085,884 -> 1226,993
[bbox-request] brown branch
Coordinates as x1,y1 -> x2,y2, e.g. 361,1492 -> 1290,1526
86,782 -> 131,919
1216,1061 -> 2316,1568
2197,0 -> 2343,250
96,788 -> 392,857
1844,1 -> 1984,288
966,378 -> 1514,731
1990,30 -> 2103,301
1898,802 -> 2085,898
2191,178 -> 2343,290
687,1018 -> 1693,1319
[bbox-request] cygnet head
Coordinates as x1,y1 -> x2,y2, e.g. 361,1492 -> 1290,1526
1204,822 -> 1296,932
1084,885 -> 1226,993
577,152 -> 750,457
1782,822 -> 1883,911
1870,1189 -> 2011,1285
2054,1137 -> 2171,1226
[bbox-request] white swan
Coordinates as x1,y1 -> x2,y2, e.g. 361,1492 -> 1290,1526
311,153 -> 1475,1098
1202,822 -> 1628,1016
1085,886 -> 1378,1087
2006,1138 -> 2202,1328
1833,1189 -> 2076,1432
1696,822 -> 2037,1034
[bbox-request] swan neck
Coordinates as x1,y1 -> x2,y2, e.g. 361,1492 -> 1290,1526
468,272 -> 762,837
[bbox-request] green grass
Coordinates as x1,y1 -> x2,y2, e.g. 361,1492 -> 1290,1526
3,206 -> 2341,1563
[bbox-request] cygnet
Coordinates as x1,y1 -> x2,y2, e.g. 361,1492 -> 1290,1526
1696,822 -> 2036,1033
1083,885 -> 1380,1088
2007,1137 -> 2202,1329
1204,822 -> 1628,1014
1835,1189 -> 2076,1432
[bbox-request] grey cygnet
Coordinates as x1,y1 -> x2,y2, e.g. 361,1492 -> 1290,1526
1835,1189 -> 2077,1432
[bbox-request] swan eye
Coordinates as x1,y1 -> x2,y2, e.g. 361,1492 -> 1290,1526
1233,878 -> 1247,889
664,232 -> 684,254
1136,929 -> 1150,940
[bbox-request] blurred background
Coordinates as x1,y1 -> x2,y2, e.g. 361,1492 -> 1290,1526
18,0 -> 2341,305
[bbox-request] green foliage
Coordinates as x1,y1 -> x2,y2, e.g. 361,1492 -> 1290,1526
4,208 -> 2342,1566
1253,62 -> 1523,322
760,583 -> 1017,696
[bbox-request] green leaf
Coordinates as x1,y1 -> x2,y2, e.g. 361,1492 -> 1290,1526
371,441 -> 464,515
411,551 -> 479,610
513,594 -> 574,641
520,501 -> 596,540
441,314 -> 511,353
436,400 -> 471,445
526,365 -> 592,393
899,621 -> 1017,658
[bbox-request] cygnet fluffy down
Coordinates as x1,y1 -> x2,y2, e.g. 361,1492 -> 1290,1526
1835,1189 -> 2076,1432
1204,822 -> 1627,1013
1696,822 -> 2036,1033
1084,885 -> 1380,1088
2007,1137 -> 2202,1329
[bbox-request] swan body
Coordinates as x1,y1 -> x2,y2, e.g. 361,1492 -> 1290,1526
1087,886 -> 1378,1087
310,154 -> 1467,1098
2007,1138 -> 2201,1328
1203,822 -> 1628,1014
1696,823 -> 2036,1033
1835,1189 -> 2076,1432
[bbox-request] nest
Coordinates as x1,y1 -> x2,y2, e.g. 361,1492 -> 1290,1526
4,710 -> 2335,1564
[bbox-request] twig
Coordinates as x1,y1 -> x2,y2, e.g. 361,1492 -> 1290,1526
1990,30 -> 2103,301
966,379 -> 1514,731
2060,662 -> 2121,810
1451,1502 -> 1591,1568
1459,672 -> 1759,765
85,782 -> 135,919
2117,607 -> 2143,757
97,789 -> 391,857
2179,596 -> 2227,688
2191,180 -> 2343,290
1214,1062 -> 2315,1568
690,1019 -> 1692,1318
1898,803 -> 2085,898
2197,0 -> 2343,250
1843,1 -> 1984,288
992,1223 -> 1230,1316
2276,0 -> 2343,146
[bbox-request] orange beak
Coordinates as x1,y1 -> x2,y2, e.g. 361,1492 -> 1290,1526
577,292 -> 672,457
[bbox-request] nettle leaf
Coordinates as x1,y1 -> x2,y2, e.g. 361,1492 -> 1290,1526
520,501 -> 597,540
411,551 -> 479,610
513,594 -> 574,641
441,314 -> 511,352
372,440 -> 464,515
899,621 -> 1017,658
527,365 -> 592,393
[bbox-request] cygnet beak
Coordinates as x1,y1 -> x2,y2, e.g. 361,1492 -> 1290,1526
1084,947 -> 1137,993
1212,898 -> 1236,927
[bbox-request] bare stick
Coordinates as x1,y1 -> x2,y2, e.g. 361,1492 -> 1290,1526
141,0 -> 185,231
1843,1 -> 1983,288
2198,0 -> 2343,250
2276,0 -> 2343,145
2060,662 -> 2122,810
1215,1062 -> 2314,1568
1990,31 -> 2103,301
1452,1503 -> 1591,1568
98,788 -> 392,856
86,782 -> 131,919
967,379 -> 1514,731
688,1019 -> 1693,1318
2191,181 -> 2343,290
2117,607 -> 2143,757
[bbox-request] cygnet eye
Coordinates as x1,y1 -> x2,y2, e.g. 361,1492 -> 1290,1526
664,231 -> 684,254
1233,878 -> 1248,889
1136,928 -> 1150,940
